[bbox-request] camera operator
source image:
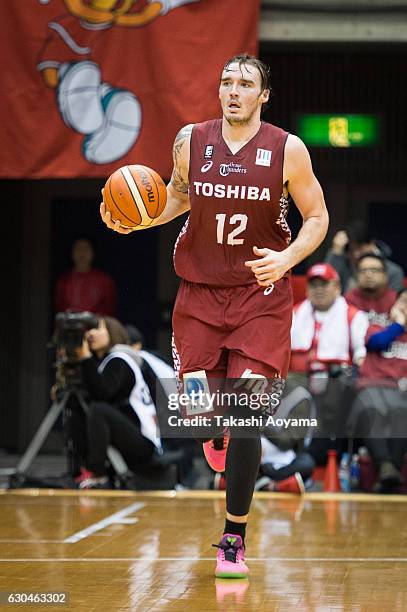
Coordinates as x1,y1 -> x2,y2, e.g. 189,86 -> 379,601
289,263 -> 369,465
65,316 -> 160,489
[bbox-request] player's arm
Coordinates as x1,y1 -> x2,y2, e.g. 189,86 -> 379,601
245,135 -> 329,286
282,135 -> 329,264
100,125 -> 192,235
155,123 -> 192,225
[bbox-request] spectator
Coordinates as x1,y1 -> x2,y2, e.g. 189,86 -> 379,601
290,262 -> 369,465
348,288 -> 407,493
255,378 -> 317,494
55,237 -> 118,316
124,324 -> 176,403
126,324 -> 145,352
291,263 -> 368,374
211,379 -> 317,494
325,220 -> 404,292
126,324 -> 171,363
65,316 -> 164,489
126,323 -> 197,488
255,435 -> 315,495
345,253 -> 398,324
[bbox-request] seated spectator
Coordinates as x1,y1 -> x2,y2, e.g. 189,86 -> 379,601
126,324 -> 172,364
126,324 -> 145,352
348,288 -> 407,493
291,263 -> 368,375
56,237 -> 118,316
345,253 -> 398,324
290,262 -> 369,465
255,436 -> 315,495
213,379 -> 317,494
65,316 -> 169,489
256,378 -> 317,494
325,220 -> 404,292
126,323 -> 197,488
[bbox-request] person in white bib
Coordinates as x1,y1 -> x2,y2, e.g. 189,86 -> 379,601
66,316 -> 161,489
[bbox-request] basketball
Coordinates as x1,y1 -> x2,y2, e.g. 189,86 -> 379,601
103,164 -> 167,229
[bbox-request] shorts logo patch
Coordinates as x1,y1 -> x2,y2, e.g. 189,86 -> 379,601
183,370 -> 213,415
233,369 -> 268,394
263,283 -> 275,296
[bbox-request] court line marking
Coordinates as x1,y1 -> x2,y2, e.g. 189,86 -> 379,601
0,540 -> 65,544
63,501 -> 145,543
3,489 -> 407,503
1,557 -> 407,562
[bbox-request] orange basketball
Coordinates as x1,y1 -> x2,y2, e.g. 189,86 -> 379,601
103,164 -> 167,229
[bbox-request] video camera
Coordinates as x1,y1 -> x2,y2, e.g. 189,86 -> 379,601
53,311 -> 99,390
54,311 -> 99,356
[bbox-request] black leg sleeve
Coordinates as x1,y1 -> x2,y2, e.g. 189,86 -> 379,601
225,409 -> 261,517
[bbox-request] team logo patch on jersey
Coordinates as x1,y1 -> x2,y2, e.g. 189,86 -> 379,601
204,145 -> 214,159
201,160 -> 213,173
255,148 -> 272,167
219,162 -> 247,177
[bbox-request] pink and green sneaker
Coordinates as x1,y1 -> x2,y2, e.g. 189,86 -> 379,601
203,431 -> 230,473
213,534 -> 249,578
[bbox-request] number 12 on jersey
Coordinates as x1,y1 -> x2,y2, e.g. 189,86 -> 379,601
216,213 -> 248,245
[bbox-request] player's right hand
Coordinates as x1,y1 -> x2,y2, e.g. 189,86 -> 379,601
100,195 -> 134,235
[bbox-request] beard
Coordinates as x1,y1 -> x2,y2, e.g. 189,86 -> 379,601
224,106 -> 257,127
225,114 -> 250,126
361,285 -> 380,294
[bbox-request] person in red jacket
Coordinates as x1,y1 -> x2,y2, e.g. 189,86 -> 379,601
55,238 -> 118,316
348,288 -> 407,492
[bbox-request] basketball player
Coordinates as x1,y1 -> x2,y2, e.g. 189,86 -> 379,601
100,54 -> 329,578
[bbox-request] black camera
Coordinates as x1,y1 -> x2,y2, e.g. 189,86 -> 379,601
53,311 -> 99,390
54,311 -> 99,356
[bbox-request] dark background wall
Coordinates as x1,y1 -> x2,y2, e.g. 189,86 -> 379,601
1,43 -> 406,452
262,43 -> 407,272
51,195 -> 159,344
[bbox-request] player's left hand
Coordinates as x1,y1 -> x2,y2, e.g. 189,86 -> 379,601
245,246 -> 291,287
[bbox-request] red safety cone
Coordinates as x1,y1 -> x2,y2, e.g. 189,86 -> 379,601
323,449 -> 340,492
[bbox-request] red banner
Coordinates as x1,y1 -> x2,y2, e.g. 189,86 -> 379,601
1,0 -> 259,179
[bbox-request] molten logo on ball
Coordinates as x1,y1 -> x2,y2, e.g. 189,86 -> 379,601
103,164 -> 167,229
138,169 -> 155,204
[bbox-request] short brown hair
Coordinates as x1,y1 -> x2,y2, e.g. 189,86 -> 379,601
222,54 -> 271,94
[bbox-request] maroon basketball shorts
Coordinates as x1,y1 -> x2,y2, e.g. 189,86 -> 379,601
172,278 -> 293,421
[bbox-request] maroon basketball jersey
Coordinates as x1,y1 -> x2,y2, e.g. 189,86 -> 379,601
173,119 -> 291,286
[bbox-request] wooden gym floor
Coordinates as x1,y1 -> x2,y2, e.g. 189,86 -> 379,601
0,489 -> 407,611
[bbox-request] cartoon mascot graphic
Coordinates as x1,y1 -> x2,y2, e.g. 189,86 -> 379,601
37,0 -> 198,164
